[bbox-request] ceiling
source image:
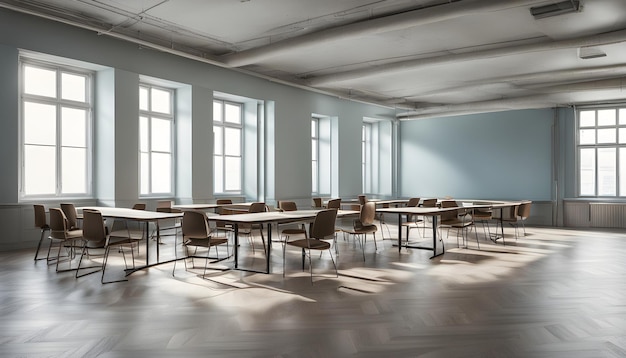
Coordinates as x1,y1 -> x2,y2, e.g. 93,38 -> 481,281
3,0 -> 626,119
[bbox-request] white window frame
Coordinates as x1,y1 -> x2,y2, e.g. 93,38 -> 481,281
213,99 -> 243,194
312,117 -> 319,195
362,123 -> 373,194
577,106 -> 626,197
139,83 -> 175,197
19,57 -> 93,200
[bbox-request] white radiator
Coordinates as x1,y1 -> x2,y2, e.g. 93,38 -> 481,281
590,203 -> 626,228
564,201 -> 626,228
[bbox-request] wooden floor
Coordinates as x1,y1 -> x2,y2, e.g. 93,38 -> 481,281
1,223 -> 626,357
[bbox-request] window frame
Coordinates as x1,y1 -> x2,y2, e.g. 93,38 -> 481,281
362,122 -> 373,194
576,106 -> 626,197
19,57 -> 94,200
213,99 -> 243,195
139,83 -> 175,197
312,117 -> 319,195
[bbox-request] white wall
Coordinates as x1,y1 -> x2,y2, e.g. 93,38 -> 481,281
0,8 -> 396,250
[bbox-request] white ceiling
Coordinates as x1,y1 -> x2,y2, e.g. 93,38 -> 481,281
3,0 -> 626,119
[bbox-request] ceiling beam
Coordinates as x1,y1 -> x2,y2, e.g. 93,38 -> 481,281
307,28 -> 626,86
222,0 -> 546,67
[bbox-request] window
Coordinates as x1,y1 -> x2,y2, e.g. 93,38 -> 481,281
577,107 -> 626,196
362,123 -> 372,194
139,84 -> 174,196
312,118 -> 319,194
214,99 -> 242,193
20,59 -> 92,198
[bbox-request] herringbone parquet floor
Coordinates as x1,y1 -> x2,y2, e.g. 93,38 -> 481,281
1,223 -> 625,357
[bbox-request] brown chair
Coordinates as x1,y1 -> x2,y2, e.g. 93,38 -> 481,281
60,203 -> 80,231
213,199 -> 234,239
326,198 -> 341,209
278,201 -> 307,245
471,204 -> 493,240
312,197 -> 323,209
400,197 -> 421,241
283,209 -> 338,282
420,198 -> 438,237
173,210 -> 229,279
517,201 -> 532,236
154,200 -> 182,239
132,203 -> 146,210
239,202 -> 268,254
439,200 -> 479,249
502,201 -> 532,238
33,204 -> 50,261
342,202 -> 378,261
358,195 -> 367,206
48,208 -> 83,272
76,209 -> 140,283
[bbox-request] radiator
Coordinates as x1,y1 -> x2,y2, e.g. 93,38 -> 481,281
590,203 -> 626,228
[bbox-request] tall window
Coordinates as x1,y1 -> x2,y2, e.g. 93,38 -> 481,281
139,84 -> 174,196
20,59 -> 92,198
214,99 -> 242,194
312,118 -> 319,194
578,107 -> 626,196
362,123 -> 372,194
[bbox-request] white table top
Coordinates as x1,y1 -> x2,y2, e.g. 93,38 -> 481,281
78,207 -> 183,221
206,209 -> 358,224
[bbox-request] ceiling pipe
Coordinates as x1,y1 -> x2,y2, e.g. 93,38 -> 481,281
222,0 -> 546,67
308,28 -> 626,86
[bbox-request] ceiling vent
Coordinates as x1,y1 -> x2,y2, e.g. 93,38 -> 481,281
579,47 -> 607,60
530,1 -> 581,19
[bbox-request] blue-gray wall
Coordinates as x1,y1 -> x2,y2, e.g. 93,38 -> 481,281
399,109 -> 555,201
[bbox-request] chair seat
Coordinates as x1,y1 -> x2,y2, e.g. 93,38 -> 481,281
472,211 -> 492,220
287,238 -> 330,250
343,224 -> 378,235
184,237 -> 228,247
281,228 -> 306,235
50,229 -> 83,240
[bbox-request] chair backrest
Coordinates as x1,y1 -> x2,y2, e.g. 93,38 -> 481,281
312,197 -> 322,208
82,209 -> 107,247
518,201 -> 532,219
60,203 -> 78,229
422,198 -> 437,207
439,200 -> 459,221
279,201 -> 298,212
156,200 -> 172,212
215,199 -> 232,216
33,204 -> 48,229
132,203 -> 146,210
407,197 -> 420,207
48,208 -> 69,238
359,202 -> 376,226
248,202 -> 267,213
358,195 -> 367,205
508,204 -> 520,219
326,198 -> 341,209
182,211 -> 210,239
310,209 -> 337,240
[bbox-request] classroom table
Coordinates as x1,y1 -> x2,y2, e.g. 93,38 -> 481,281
205,209 -> 358,274
78,206 -> 183,275
375,204 -> 493,258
